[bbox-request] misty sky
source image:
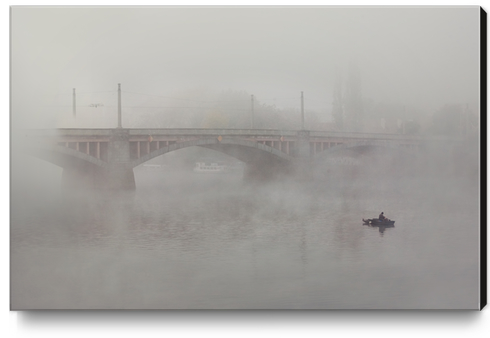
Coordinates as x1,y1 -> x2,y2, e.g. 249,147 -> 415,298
11,6 -> 480,129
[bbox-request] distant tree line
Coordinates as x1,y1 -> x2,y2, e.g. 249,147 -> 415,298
330,62 -> 478,137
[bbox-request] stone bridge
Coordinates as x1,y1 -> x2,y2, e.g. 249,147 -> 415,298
22,128 -> 434,189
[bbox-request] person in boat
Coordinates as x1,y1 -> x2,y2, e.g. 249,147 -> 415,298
379,212 -> 386,221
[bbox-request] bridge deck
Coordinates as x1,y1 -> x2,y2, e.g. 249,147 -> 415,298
26,128 -> 445,141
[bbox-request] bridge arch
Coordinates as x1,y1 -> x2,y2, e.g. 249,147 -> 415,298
22,143 -> 125,190
24,143 -> 109,170
313,139 -> 417,161
130,137 -> 293,168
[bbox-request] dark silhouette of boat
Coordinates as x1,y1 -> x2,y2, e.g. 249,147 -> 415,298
362,218 -> 395,227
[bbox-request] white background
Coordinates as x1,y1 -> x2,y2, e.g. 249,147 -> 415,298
2,1 -> 488,337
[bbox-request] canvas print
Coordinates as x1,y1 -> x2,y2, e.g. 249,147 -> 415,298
11,6 -> 482,309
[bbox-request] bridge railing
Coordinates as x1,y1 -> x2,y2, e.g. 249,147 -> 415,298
24,129 -> 114,137
24,128 -> 458,143
128,128 -> 298,137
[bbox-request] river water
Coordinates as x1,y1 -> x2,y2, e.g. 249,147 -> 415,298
11,161 -> 480,309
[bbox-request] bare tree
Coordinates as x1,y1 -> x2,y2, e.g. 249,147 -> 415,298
331,69 -> 344,130
343,61 -> 364,132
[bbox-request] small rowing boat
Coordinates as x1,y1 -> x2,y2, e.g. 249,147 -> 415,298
362,218 -> 395,226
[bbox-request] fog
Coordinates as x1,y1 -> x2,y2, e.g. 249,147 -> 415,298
10,7 -> 481,310
11,7 -> 479,129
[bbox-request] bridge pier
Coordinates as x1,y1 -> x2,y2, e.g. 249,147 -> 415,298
108,129 -> 131,163
104,129 -> 135,190
61,129 -> 136,191
292,130 -> 313,180
296,130 -> 311,159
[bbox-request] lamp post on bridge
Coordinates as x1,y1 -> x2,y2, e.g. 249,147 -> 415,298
72,88 -> 76,117
251,94 -> 255,129
117,83 -> 122,128
301,91 -> 305,130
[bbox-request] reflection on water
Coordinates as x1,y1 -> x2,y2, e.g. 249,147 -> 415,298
11,169 -> 479,309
